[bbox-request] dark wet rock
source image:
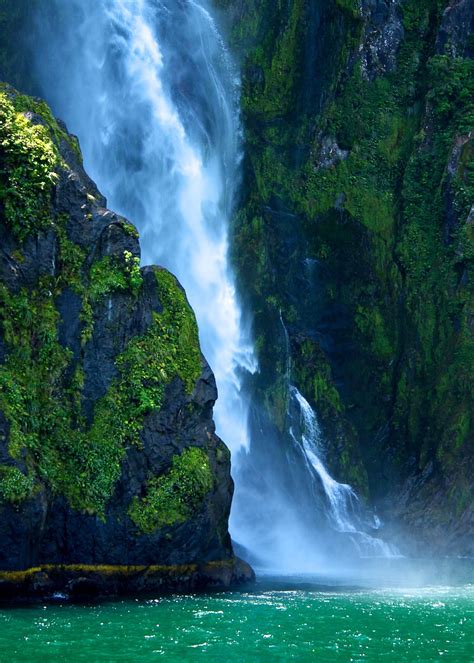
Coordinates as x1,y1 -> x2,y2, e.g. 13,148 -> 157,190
0,558 -> 256,603
437,0 -> 474,58
359,0 -> 404,80
444,132 -> 473,245
0,89 -> 252,596
56,288 -> 83,362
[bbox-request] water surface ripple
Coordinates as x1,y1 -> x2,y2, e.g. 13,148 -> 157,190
1,582 -> 472,661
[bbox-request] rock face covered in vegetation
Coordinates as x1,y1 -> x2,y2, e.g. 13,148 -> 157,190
217,0 -> 473,555
0,86 -> 252,598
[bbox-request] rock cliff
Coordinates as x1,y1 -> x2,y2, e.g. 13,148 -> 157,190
218,0 -> 473,555
0,86 -> 252,599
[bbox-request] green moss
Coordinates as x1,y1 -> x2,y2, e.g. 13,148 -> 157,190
259,0 -> 304,114
0,465 -> 33,503
0,264 -> 203,516
129,448 -> 213,534
334,0 -> 360,18
0,560 -> 242,584
355,306 -> 394,361
0,89 -> 59,240
89,251 -> 142,302
312,372 -> 342,416
114,268 -> 202,421
0,279 -> 119,513
393,50 -> 474,478
0,282 -> 73,461
0,92 -> 202,515
293,340 -> 342,416
122,222 -> 140,239
56,227 -> 87,291
10,92 -> 82,162
230,0 -> 473,514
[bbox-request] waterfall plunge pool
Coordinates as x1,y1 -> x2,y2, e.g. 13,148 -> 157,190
1,560 -> 472,662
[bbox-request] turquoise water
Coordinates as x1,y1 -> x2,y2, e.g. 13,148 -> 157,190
1,572 -> 473,662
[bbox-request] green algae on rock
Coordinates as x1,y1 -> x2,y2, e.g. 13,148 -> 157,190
0,558 -> 255,601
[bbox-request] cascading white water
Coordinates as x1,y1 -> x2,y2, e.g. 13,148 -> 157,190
229,310 -> 398,570
289,386 -> 398,558
277,310 -> 396,557
291,386 -> 362,534
32,0 -> 396,570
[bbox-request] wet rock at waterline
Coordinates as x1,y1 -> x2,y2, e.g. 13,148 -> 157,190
0,87 -> 253,598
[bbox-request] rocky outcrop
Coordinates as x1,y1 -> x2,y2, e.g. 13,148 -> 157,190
0,86 -> 253,599
0,559 -> 254,602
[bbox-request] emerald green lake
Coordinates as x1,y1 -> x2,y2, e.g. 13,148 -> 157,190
1,566 -> 473,662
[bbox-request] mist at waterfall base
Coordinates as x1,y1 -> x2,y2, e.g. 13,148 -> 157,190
31,0 -> 397,575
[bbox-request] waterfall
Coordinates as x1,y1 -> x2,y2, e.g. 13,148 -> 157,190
32,0 -> 256,455
229,312 -> 398,570
289,386 -> 398,559
31,0 -> 396,571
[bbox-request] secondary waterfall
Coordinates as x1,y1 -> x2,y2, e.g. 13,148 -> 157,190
31,0 -> 395,570
289,387 -> 398,559
230,311 -> 397,570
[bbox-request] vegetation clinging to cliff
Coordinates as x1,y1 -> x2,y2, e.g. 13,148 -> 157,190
0,89 -> 58,239
227,0 -> 473,520
0,92 -> 203,517
129,448 -> 214,534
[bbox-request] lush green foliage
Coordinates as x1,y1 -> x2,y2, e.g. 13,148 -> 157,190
0,465 -> 34,503
0,279 -> 120,514
0,89 -> 59,239
114,268 -> 202,425
0,93 -> 203,518
0,265 -> 202,516
129,448 -> 213,534
89,251 -> 143,302
230,0 -> 473,509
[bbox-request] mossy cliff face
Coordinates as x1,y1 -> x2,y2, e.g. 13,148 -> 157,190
0,86 -> 253,593
218,0 -> 473,554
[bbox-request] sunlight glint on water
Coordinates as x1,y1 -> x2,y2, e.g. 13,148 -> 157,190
1,579 -> 473,661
